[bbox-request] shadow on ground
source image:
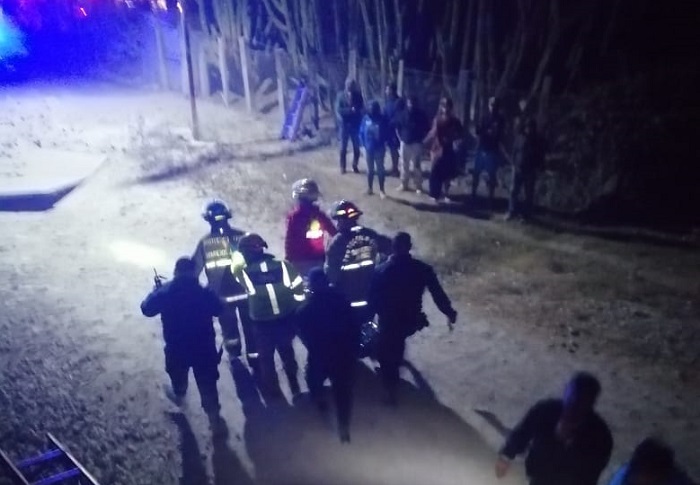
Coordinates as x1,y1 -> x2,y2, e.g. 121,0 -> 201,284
229,359 -> 522,485
169,412 -> 253,485
0,185 -> 78,212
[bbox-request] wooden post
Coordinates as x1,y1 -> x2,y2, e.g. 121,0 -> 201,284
152,14 -> 169,90
348,48 -> 358,81
397,58 -> 404,96
537,75 -> 552,128
275,47 -> 287,124
179,4 -> 188,96
218,36 -> 229,106
238,36 -> 253,113
179,1 -> 200,140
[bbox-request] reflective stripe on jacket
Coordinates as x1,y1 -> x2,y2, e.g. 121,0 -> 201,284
234,255 -> 305,322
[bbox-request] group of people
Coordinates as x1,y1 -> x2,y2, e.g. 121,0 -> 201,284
140,176 -> 696,483
334,78 -> 546,220
141,178 -> 457,444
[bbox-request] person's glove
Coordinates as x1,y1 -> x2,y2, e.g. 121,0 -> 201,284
495,455 -> 511,479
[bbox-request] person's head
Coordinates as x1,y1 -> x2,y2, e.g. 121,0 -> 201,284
385,82 -> 397,98
202,200 -> 232,228
370,100 -> 382,119
307,267 -> 330,294
345,78 -> 357,93
173,257 -> 196,279
488,96 -> 500,113
561,372 -> 601,422
292,178 -> 321,206
439,96 -> 454,116
392,232 -> 412,256
237,233 -> 268,263
626,438 -> 676,485
331,200 -> 362,232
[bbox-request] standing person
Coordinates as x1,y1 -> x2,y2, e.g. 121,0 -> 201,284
507,118 -> 545,220
335,78 -> 364,174
369,232 -> 457,405
424,97 -> 464,203
383,82 -> 403,177
359,101 -> 389,198
472,96 -> 506,204
233,233 -> 306,400
325,200 -> 391,321
495,372 -> 613,485
396,95 -> 431,193
140,257 -> 224,429
296,268 -> 360,443
285,178 -> 337,280
192,200 -> 257,367
608,438 -> 697,485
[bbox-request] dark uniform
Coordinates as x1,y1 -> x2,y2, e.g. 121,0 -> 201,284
370,235 -> 457,403
335,81 -> 364,173
233,234 -> 306,398
141,260 -> 223,415
296,269 -> 360,442
325,201 -> 390,322
508,119 -> 545,218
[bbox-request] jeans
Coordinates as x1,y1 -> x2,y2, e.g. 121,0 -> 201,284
472,149 -> 500,199
400,142 -> 423,190
366,147 -> 386,192
165,345 -> 220,414
340,126 -> 361,172
508,168 -> 536,216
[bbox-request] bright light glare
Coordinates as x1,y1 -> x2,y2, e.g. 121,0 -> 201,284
0,8 -> 27,61
109,240 -> 169,269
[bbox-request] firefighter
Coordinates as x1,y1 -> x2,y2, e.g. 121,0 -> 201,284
296,268 -> 360,443
192,200 -> 257,368
233,233 -> 306,400
325,200 -> 391,321
140,257 -> 223,429
285,178 -> 337,279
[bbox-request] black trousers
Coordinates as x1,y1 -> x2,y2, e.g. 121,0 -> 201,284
340,126 -> 360,171
429,152 -> 457,199
376,328 -> 407,395
219,300 -> 257,358
165,346 -> 220,414
254,317 -> 299,393
306,356 -> 354,428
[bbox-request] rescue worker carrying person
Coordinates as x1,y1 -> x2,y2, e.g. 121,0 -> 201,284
285,178 -> 337,279
325,200 -> 391,322
192,200 -> 257,368
233,233 -> 306,400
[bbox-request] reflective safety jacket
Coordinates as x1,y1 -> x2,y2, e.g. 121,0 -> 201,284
192,226 -> 248,304
233,254 -> 306,322
325,225 -> 390,309
285,204 -> 337,264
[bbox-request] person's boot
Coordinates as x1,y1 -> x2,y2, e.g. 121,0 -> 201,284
207,411 -> 226,437
338,424 -> 351,444
224,338 -> 242,360
288,376 -> 301,397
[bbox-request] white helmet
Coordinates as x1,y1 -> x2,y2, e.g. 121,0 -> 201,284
292,178 -> 321,202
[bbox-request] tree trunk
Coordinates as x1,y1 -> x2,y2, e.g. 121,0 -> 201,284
358,0 -> 377,69
333,0 -> 345,61
376,0 -> 389,89
393,0 -> 403,59
528,0 -> 561,102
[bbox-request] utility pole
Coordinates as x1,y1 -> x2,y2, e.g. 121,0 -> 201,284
178,1 -> 201,140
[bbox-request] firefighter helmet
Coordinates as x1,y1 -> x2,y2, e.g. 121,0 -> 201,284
202,200 -> 232,223
292,178 -> 321,202
331,200 -> 363,220
237,233 -> 268,255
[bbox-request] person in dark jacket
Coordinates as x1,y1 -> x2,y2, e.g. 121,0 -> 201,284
396,95 -> 431,193
383,82 -> 402,177
507,118 -> 545,220
335,78 -> 364,174
424,97 -> 464,203
369,232 -> 457,405
608,438 -> 697,485
192,200 -> 256,366
296,268 -> 361,443
140,257 -> 223,427
472,96 -> 505,204
359,101 -> 390,197
495,372 -> 613,485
